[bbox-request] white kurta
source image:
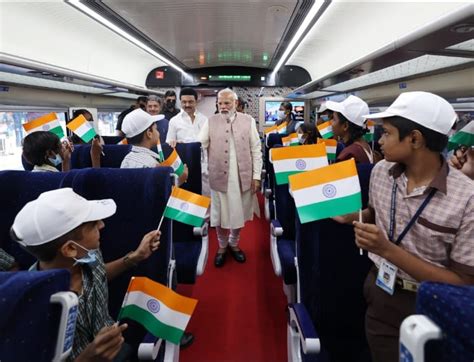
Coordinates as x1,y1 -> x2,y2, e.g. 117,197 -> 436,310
199,116 -> 262,229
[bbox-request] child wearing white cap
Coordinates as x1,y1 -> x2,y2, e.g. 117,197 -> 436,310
10,188 -> 161,361
120,108 -> 188,184
335,91 -> 474,362
325,95 -> 374,164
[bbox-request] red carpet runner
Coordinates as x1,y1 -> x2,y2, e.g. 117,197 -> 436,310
179,198 -> 288,362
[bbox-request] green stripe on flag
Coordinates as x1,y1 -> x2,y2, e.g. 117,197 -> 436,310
119,305 -> 183,345
363,133 -> 374,142
327,153 -> 336,161
275,170 -> 304,185
321,131 -> 334,139
175,162 -> 185,176
158,151 -> 165,163
164,206 -> 204,227
81,128 -> 97,143
296,193 -> 362,223
50,126 -> 65,139
449,132 -> 474,149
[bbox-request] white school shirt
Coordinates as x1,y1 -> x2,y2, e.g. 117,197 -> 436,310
166,110 -> 208,144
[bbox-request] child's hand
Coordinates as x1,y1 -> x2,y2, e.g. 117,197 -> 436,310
75,323 -> 127,362
61,139 -> 74,161
178,164 -> 189,185
353,221 -> 394,258
132,230 -> 161,262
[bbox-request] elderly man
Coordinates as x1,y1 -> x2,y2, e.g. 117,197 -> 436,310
199,88 -> 262,267
146,95 -> 168,145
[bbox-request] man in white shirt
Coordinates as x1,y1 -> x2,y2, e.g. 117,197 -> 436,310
166,88 -> 208,147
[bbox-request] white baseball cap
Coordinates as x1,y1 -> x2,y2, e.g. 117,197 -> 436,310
365,91 -> 457,135
318,104 -> 328,113
12,188 -> 116,246
325,95 -> 369,127
122,109 -> 156,138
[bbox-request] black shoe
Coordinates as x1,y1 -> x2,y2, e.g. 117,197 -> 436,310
229,247 -> 246,263
180,332 -> 194,349
214,251 -> 226,267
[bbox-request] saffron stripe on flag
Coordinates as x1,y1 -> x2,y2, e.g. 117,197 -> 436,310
67,114 -> 88,131
22,113 -> 57,132
167,196 -> 208,218
290,158 -> 358,190
270,144 -> 326,161
119,305 -> 184,344
171,187 -> 210,208
127,277 -> 197,315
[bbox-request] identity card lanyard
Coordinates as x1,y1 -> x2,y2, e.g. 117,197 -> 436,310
376,182 -> 436,295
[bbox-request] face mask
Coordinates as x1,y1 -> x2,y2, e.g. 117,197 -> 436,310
48,153 -> 62,166
321,115 -> 329,122
72,241 -> 98,266
277,110 -> 286,121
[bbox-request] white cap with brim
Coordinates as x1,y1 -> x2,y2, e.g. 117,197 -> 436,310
122,108 -> 155,138
151,114 -> 165,122
325,95 -> 369,127
318,104 -> 328,113
12,188 -> 116,246
364,91 -> 457,135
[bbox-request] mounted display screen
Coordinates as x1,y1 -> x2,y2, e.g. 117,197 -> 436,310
265,101 -> 304,124
208,75 -> 251,82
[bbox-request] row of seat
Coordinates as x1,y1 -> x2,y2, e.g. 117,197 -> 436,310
262,133 -> 474,362
0,142 -> 207,361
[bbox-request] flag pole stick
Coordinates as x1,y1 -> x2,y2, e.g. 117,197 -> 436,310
359,209 -> 363,256
157,214 -> 165,231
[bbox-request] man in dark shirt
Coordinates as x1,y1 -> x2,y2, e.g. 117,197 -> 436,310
116,96 -> 147,136
161,90 -> 180,120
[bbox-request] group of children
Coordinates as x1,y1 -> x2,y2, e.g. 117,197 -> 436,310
1,90 -> 473,361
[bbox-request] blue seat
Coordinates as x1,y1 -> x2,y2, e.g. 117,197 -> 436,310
289,164 -> 374,361
406,282 -> 474,362
269,144 -> 297,300
173,142 -> 208,284
263,133 -> 283,221
70,144 -> 132,169
0,170 -> 70,269
0,269 -> 72,362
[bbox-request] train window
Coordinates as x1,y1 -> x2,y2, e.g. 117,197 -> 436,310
97,112 -> 120,136
0,110 -> 67,171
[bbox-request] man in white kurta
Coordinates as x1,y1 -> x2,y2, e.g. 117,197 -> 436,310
199,89 -> 262,267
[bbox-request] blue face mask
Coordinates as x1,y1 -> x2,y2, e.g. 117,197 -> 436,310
48,153 -> 62,166
321,115 -> 329,122
72,242 -> 98,266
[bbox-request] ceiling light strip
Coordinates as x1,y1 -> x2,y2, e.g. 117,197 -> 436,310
272,0 -> 328,77
67,0 -> 186,74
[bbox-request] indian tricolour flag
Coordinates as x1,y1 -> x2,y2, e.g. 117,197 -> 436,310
448,121 -> 474,151
289,159 -> 361,223
117,138 -> 128,145
282,133 -> 299,147
277,121 -> 288,134
22,113 -> 65,139
67,114 -> 97,143
363,120 -> 375,142
317,138 -> 337,161
157,140 -> 165,162
163,187 -> 210,226
317,121 -> 333,139
161,149 -> 184,176
270,143 -> 328,185
118,277 -> 197,345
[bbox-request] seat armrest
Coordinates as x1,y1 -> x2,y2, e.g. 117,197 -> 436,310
193,222 -> 208,237
270,220 -> 283,277
271,220 -> 283,237
264,188 -> 272,198
288,303 -> 320,354
196,223 -> 209,276
137,333 -> 163,360
399,315 -> 442,362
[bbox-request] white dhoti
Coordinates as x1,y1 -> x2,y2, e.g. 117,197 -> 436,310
210,132 -> 260,230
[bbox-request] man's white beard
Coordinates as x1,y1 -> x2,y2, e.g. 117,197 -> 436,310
220,109 -> 236,119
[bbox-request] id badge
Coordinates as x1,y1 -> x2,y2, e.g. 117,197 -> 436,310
376,259 -> 398,295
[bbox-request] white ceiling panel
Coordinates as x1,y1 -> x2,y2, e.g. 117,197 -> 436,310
0,2 -> 165,87
103,0 -> 298,68
324,55 -> 473,92
295,90 -> 334,99
287,1 -> 468,81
